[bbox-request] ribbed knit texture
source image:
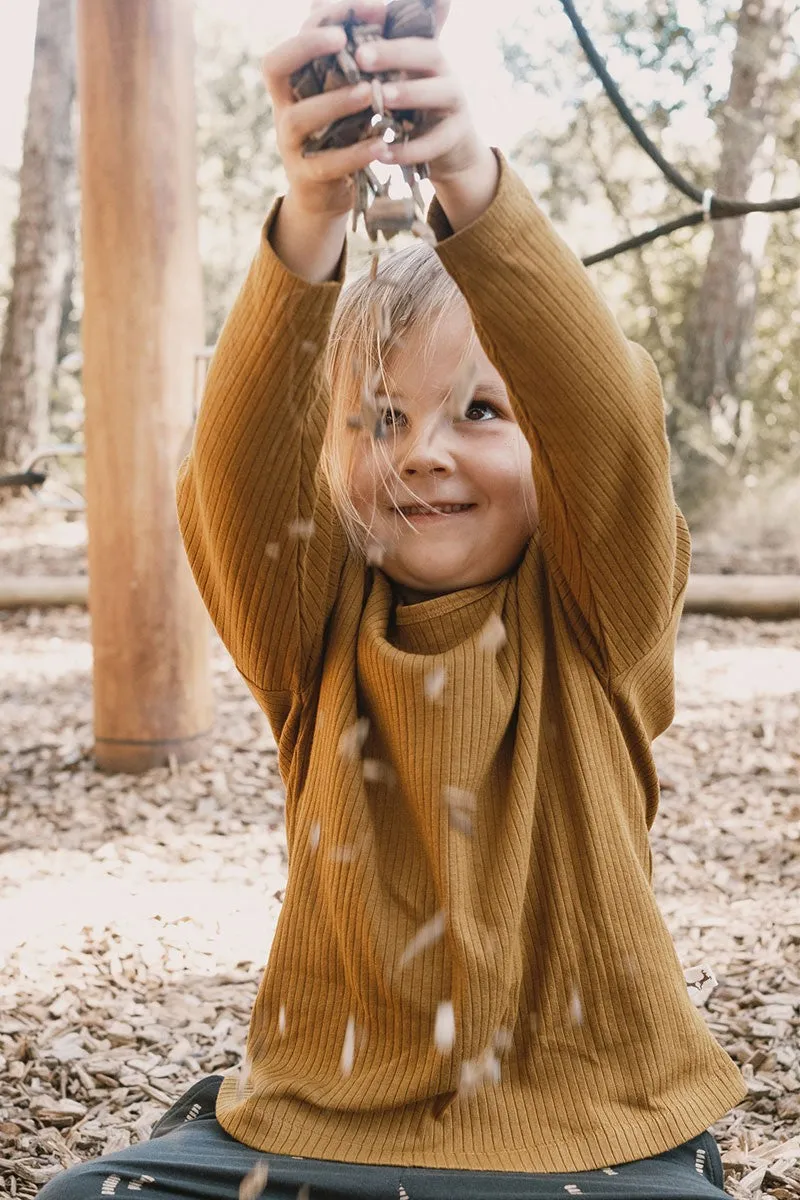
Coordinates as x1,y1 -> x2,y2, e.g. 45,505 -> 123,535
176,153 -> 747,1173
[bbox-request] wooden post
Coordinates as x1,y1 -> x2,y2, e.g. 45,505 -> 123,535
77,0 -> 212,772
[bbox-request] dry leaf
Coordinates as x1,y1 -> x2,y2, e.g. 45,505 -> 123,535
398,910 -> 446,967
239,1160 -> 269,1200
434,1000 -> 455,1053
340,1015 -> 356,1076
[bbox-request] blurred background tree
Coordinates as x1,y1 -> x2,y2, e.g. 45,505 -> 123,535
0,0 -> 77,471
0,0 -> 798,551
502,0 -> 800,527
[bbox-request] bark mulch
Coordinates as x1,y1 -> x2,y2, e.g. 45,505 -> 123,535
0,502 -> 798,1199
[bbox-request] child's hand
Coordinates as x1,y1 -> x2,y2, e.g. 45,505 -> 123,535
352,3 -> 488,189
264,1 -> 392,222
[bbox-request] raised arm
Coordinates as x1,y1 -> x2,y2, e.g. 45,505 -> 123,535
178,5 -> 391,701
177,202 -> 350,696
427,155 -> 691,682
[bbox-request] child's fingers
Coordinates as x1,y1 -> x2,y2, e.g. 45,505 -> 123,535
380,75 -> 461,113
264,26 -> 347,105
355,36 -> 445,76
303,0 -> 387,31
299,137 -> 390,183
282,82 -> 374,150
384,111 -> 470,167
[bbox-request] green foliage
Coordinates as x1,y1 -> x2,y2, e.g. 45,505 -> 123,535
500,0 -> 800,521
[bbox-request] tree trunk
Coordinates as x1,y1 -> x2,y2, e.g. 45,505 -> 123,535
0,0 -> 77,471
675,0 -> 790,485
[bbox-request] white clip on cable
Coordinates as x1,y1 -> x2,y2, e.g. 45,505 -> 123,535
702,189 -> 714,222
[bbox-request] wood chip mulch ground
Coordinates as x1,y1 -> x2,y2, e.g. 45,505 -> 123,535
1,502 -> 799,1199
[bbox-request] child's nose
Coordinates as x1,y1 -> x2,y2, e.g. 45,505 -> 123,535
399,426 -> 456,476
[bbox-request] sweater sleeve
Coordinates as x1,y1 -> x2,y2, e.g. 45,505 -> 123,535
176,197 -> 350,696
429,152 -> 691,681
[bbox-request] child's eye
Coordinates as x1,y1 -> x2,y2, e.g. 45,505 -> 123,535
464,399 -> 499,421
379,407 -> 405,430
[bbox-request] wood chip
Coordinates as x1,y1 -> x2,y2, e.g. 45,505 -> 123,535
239,1160 -> 269,1200
398,910 -> 446,967
478,612 -> 507,653
337,717 -> 370,761
340,1015 -> 356,1076
434,1000 -> 455,1052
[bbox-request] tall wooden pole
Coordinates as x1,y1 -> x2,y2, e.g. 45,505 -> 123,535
77,0 -> 213,772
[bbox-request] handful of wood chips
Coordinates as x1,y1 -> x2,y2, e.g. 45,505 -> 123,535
289,0 -> 437,244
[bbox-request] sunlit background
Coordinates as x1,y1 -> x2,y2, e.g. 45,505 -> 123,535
0,0 -> 756,174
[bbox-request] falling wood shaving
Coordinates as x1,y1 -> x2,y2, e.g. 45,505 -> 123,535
362,758 -> 397,787
493,1027 -> 514,1052
424,666 -> 447,701
398,910 -> 446,967
434,1000 -> 456,1052
338,717 -> 370,761
478,613 -> 507,653
460,1047 -> 502,1095
684,962 -> 718,1006
346,383 -> 386,441
340,1015 -> 356,1076
239,1160 -> 269,1200
287,518 -> 315,540
329,844 -> 358,863
443,785 -> 477,836
235,1053 -> 252,1101
442,786 -> 477,810
445,358 -> 479,421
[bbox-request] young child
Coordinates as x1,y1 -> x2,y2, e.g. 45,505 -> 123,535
41,2 -> 747,1197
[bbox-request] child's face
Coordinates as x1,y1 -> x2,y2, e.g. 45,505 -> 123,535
349,306 -> 539,603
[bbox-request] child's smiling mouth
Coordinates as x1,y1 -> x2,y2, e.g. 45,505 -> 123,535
392,503 -> 477,521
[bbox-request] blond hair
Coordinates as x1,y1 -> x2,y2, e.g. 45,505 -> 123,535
320,241 -> 474,556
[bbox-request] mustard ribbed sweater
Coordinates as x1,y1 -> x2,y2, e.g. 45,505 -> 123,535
177,155 -> 747,1173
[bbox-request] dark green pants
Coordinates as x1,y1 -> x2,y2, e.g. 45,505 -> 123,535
39,1075 -> 728,1199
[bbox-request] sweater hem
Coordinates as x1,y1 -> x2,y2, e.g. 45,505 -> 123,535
215,1070 -> 748,1173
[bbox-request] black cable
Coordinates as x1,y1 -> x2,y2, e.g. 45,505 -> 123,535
0,470 -> 47,489
557,0 -> 800,264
